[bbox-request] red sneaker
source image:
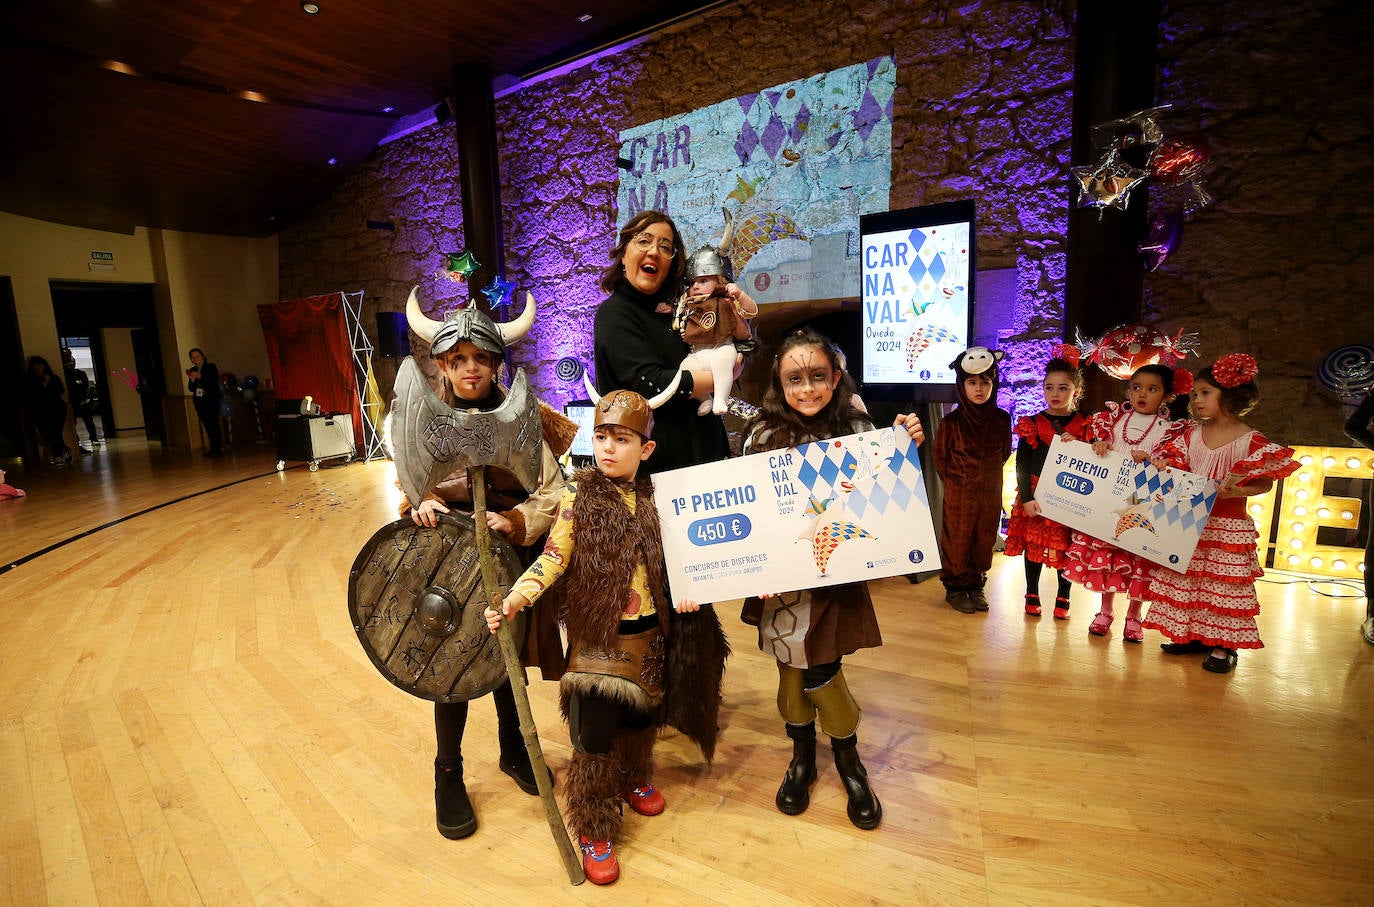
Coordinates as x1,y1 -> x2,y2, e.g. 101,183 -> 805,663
622,783 -> 666,816
579,836 -> 619,885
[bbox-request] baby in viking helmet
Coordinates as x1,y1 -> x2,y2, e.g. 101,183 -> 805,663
672,210 -> 759,416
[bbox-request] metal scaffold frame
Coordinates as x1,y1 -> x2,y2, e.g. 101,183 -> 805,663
341,290 -> 386,461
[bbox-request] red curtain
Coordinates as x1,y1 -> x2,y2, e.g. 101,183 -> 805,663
258,293 -> 362,444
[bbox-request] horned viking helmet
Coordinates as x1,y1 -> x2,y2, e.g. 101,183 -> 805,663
593,390 -> 657,439
580,378 -> 678,439
683,208 -> 737,285
405,286 -> 537,358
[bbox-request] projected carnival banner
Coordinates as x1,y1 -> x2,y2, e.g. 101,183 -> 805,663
617,57 -> 895,304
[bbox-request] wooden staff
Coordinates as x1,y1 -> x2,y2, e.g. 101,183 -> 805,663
470,466 -> 585,886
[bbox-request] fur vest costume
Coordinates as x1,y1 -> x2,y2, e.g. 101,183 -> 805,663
543,466 -> 729,761
547,467 -> 670,650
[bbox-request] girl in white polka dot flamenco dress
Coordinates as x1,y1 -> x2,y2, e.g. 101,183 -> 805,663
1143,354 -> 1300,674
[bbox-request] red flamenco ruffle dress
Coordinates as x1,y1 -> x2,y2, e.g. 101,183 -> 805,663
1004,411 -> 1090,568
1064,402 -> 1181,597
1142,424 -> 1300,649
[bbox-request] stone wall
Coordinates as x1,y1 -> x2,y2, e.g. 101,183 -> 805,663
279,0 -> 1076,417
1144,0 -> 1374,444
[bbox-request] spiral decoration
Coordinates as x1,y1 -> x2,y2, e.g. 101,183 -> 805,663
555,357 -> 585,383
1317,343 -> 1374,398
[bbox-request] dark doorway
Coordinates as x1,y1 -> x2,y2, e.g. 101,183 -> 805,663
50,281 -> 165,446
0,277 -> 24,461
57,335 -> 105,448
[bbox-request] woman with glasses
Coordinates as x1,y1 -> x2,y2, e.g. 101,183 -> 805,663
592,210 -> 733,474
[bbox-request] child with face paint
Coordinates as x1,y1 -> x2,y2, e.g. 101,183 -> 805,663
1005,357 -> 1091,619
932,347 -> 1013,613
1065,363 -> 1190,642
739,327 -> 925,831
1143,354 -> 1299,674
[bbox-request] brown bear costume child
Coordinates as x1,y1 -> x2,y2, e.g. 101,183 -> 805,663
932,347 -> 1013,613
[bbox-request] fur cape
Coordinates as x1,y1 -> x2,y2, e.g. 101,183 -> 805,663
547,467 -> 670,650
543,466 -> 729,761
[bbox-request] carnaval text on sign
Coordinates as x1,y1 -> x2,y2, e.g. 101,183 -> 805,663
652,426 -> 939,604
1034,437 -> 1219,569
860,220 -> 970,384
617,56 -> 895,305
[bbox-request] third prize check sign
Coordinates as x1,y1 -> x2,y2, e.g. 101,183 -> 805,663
1034,437 -> 1219,570
652,426 -> 940,604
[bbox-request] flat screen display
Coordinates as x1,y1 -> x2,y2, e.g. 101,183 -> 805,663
858,200 -> 975,402
564,402 -> 597,458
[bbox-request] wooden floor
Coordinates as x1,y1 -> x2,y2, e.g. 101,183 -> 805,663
2,440 -> 1372,906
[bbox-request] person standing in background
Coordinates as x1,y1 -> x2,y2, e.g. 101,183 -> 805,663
186,348 -> 223,457
24,356 -> 72,466
62,348 -> 99,453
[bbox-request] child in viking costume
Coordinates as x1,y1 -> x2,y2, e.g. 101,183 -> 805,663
401,288 -> 578,840
671,209 -> 758,416
487,389 -> 728,885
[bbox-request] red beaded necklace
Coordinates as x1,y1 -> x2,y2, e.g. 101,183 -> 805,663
1120,408 -> 1164,446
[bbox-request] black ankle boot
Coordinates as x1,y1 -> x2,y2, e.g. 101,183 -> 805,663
435,759 -> 477,839
499,733 -> 543,796
831,735 -> 882,830
776,723 -> 818,815
494,680 -> 548,796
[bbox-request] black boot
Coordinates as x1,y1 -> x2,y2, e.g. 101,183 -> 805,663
831,735 -> 882,830
776,723 -> 818,815
494,681 -> 545,795
494,682 -> 538,795
434,758 -> 477,839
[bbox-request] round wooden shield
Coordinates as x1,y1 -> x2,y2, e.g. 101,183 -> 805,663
347,512 -> 526,702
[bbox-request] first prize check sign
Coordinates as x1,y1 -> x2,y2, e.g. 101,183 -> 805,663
1035,437 -> 1220,570
652,426 -> 940,604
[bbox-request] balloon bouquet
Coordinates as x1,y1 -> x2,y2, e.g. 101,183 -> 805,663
1072,105 -> 1214,272
438,249 -> 517,317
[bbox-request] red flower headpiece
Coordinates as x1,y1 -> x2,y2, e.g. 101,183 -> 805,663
1051,343 -> 1082,367
1212,353 -> 1259,388
1172,368 -> 1194,396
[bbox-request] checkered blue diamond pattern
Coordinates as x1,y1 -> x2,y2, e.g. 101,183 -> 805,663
1132,467 -> 1173,499
796,441 -> 855,501
794,429 -> 927,520
1134,465 -> 1217,532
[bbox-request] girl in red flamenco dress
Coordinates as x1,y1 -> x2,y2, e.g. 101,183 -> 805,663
1005,357 -> 1091,619
1143,354 -> 1300,674
1065,364 -> 1190,642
